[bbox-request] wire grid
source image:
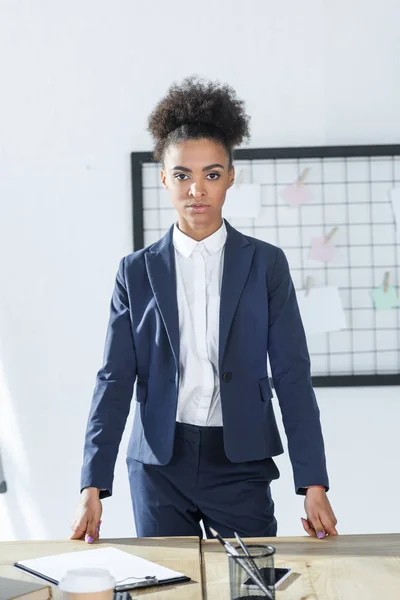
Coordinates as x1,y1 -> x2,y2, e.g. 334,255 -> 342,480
132,147 -> 400,385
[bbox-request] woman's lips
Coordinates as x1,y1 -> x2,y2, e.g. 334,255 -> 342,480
187,204 -> 210,213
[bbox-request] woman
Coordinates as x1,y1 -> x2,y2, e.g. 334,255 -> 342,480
71,77 -> 337,542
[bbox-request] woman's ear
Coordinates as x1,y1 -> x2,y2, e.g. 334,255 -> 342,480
227,165 -> 235,189
160,168 -> 168,189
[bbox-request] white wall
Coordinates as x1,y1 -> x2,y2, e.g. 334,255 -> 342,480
0,0 -> 399,541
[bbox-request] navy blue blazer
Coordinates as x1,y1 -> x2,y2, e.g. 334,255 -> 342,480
81,220 -> 329,497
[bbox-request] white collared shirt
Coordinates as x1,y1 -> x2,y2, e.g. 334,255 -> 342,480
173,221 -> 227,426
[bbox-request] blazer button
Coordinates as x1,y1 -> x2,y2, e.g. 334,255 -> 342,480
222,372 -> 232,383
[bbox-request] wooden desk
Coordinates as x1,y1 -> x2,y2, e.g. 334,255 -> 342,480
0,537 -> 202,599
201,533 -> 400,600
2,534 -> 400,599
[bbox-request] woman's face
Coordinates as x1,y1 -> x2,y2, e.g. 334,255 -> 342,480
161,138 -> 235,239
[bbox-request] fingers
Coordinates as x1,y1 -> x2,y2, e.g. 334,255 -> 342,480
322,515 -> 338,536
95,519 -> 102,541
309,513 -> 326,539
303,512 -> 338,538
318,502 -> 338,536
304,492 -> 338,539
70,519 -> 88,540
84,518 -> 100,544
303,512 -> 339,538
302,508 -> 326,538
70,518 -> 102,543
301,517 -> 316,537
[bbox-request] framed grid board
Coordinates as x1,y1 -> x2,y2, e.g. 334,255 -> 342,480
131,145 -> 400,387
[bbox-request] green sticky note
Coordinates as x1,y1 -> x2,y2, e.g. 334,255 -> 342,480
371,285 -> 400,310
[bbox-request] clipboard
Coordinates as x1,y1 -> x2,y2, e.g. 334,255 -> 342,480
14,547 -> 191,592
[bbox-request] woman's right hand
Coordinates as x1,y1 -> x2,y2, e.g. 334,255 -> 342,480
70,487 -> 102,543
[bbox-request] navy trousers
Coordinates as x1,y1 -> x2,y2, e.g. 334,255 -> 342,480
127,422 -> 280,538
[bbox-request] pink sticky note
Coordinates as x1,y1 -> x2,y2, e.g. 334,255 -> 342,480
280,182 -> 313,208
308,237 -> 336,262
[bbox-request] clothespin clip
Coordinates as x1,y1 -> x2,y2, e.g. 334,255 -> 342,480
235,168 -> 246,189
297,167 -> 311,186
305,276 -> 314,297
324,227 -> 338,244
383,271 -> 390,293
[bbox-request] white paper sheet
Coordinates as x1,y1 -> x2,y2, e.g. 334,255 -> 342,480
16,547 -> 185,586
297,286 -> 347,337
223,183 -> 261,218
389,187 -> 400,242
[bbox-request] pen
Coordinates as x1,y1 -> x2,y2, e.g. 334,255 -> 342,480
209,528 -> 273,599
209,527 -> 238,556
234,531 -> 262,577
115,575 -> 158,591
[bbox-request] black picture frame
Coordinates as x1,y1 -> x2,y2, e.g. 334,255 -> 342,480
130,144 -> 400,387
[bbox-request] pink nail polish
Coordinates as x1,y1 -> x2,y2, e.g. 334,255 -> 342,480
317,532 -> 325,539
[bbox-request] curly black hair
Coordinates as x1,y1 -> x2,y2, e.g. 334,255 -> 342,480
147,76 -> 250,164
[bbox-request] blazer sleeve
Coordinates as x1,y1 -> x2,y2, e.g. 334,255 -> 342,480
267,247 -> 329,494
80,257 -> 137,498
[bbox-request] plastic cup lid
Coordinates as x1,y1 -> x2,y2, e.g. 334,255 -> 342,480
59,568 -> 115,593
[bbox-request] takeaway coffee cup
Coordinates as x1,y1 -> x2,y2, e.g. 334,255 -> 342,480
59,568 -> 115,600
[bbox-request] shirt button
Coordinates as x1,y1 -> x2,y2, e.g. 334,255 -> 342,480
222,372 -> 232,383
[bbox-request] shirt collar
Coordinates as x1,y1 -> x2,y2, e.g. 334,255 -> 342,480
173,221 -> 227,258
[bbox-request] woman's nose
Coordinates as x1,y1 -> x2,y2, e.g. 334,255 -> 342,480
189,182 -> 206,197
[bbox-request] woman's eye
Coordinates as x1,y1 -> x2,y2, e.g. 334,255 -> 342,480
174,172 -> 220,181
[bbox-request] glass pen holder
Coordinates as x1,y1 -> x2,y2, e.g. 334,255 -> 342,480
228,545 -> 276,600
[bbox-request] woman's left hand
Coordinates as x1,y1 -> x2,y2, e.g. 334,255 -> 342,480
301,487 -> 338,539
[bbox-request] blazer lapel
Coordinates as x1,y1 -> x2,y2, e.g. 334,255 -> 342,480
219,221 -> 255,369
145,221 -> 254,373
145,227 -> 180,370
